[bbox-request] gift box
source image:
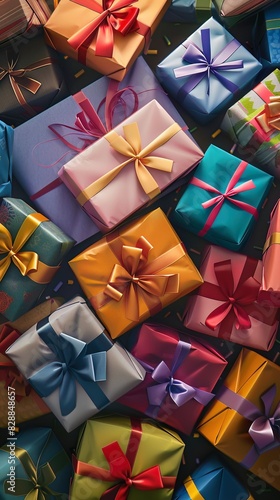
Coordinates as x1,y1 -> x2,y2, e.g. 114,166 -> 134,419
183,245 -> 279,350
0,121 -> 13,198
0,427 -> 73,499
6,296 -> 146,432
44,0 -> 171,81
197,348 -> 280,491
212,0 -> 278,27
0,0 -> 51,45
0,197 -> 75,321
173,145 -> 273,251
70,415 -> 185,499
256,3 -> 280,69
164,0 -> 196,23
259,199 -> 280,306
0,297 -> 64,427
69,208 -> 204,339
156,17 -> 262,124
0,34 -> 68,126
117,322 -> 227,435
58,99 -> 204,233
221,69 -> 280,179
12,56 -> 195,244
173,455 -> 254,500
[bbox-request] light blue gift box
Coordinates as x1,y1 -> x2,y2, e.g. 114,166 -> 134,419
156,17 -> 262,124
173,144 -> 273,251
0,121 -> 13,197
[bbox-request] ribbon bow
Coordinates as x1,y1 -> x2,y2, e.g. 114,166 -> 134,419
174,28 -> 243,96
249,385 -> 280,452
68,0 -> 140,58
76,120 -> 181,206
256,96 -> 280,134
29,318 -> 111,415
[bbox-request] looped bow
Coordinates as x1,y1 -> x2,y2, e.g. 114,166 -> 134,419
249,385 -> 280,452
256,96 -> 280,134
174,28 -> 243,96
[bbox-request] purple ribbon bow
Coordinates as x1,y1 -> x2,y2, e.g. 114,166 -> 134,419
174,28 -> 243,96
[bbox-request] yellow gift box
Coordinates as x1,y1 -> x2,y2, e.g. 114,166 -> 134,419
69,207 -> 203,338
197,348 -> 280,491
70,415 -> 185,499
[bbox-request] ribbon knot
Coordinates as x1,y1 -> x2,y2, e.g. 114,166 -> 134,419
256,96 -> 280,134
249,385 -> 280,452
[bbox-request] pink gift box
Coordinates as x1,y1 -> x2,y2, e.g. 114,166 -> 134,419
259,199 -> 280,306
58,99 -> 204,233
183,245 -> 279,351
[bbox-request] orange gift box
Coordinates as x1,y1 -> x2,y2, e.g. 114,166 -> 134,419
197,348 -> 280,491
259,199 -> 280,306
44,0 -> 171,81
69,207 -> 203,338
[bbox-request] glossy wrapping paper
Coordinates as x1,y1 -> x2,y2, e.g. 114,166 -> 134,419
156,17 -> 262,124
257,4 -> 280,68
6,297 -> 146,432
117,322 -> 227,435
12,56 -> 195,244
197,348 -> 280,491
44,0 -> 171,81
173,455 -> 254,500
184,245 -> 279,350
259,199 -> 280,304
0,121 -> 13,198
212,0 -> 277,17
0,427 -> 73,499
69,208 -> 204,338
58,99 -> 204,233
164,0 -> 196,23
0,0 -> 51,45
0,198 -> 75,322
173,145 -> 273,251
70,415 -> 185,499
221,69 -> 280,179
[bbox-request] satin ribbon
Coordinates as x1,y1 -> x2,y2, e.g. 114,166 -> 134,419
174,28 -> 243,97
76,120 -> 182,205
0,212 -> 59,284
0,54 -> 53,117
263,231 -> 280,254
28,317 -> 111,415
184,477 -> 205,500
256,96 -> 280,134
190,160 -> 258,237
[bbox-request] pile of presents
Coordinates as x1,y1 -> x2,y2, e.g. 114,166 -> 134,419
1,0 -> 280,498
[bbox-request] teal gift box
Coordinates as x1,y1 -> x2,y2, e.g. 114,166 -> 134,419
0,427 -> 73,499
173,145 -> 273,251
173,455 -> 253,499
0,197 -> 75,321
0,121 -> 13,198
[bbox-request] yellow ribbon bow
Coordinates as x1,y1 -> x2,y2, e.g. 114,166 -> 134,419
76,121 -> 181,206
256,96 -> 280,134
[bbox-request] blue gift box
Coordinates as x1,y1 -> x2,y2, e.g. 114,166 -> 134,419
156,17 -> 262,124
257,4 -> 280,69
173,144 -> 273,251
0,427 -> 73,499
0,121 -> 13,197
164,0 -> 196,23
173,455 -> 253,499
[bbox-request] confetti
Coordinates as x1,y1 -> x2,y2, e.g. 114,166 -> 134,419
273,352 -> 280,363
253,245 -> 263,251
262,197 -> 268,209
164,311 -> 171,318
229,143 -> 237,154
53,281 -> 63,292
211,129 -> 221,138
163,35 -> 171,46
67,279 -> 74,285
190,248 -> 201,255
75,69 -> 85,78
190,126 -> 197,133
147,49 -> 158,55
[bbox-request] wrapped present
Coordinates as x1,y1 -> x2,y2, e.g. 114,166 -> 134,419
69,208 -> 204,339
173,455 -> 254,500
0,197 -> 75,321
118,322 -> 227,435
44,0 -> 171,81
256,3 -> 280,69
12,55 -> 195,244
197,348 -> 280,491
259,199 -> 280,305
183,245 -> 279,350
0,121 -> 13,198
156,17 -> 262,124
0,427 -> 73,498
0,0 -> 51,45
221,69 -> 280,179
58,99 -> 204,233
0,34 -> 68,126
164,0 -> 196,23
212,0 -> 278,27
70,415 -> 185,499
6,296 -> 146,432
173,145 -> 273,251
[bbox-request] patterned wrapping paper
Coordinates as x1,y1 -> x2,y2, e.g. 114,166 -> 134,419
0,197 -> 75,322
256,3 -> 280,68
0,426 -> 73,499
183,245 -> 279,351
259,199 -> 280,305
44,0 -> 171,81
221,69 -> 280,179
173,144 -> 274,251
70,415 -> 185,499
173,455 -> 254,500
58,99 -> 204,233
197,348 -> 280,492
69,207 -> 204,339
156,16 -> 262,124
0,121 -> 13,198
0,0 -> 51,45
6,296 -> 146,432
117,322 -> 227,435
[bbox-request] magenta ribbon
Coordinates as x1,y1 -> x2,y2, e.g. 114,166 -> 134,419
217,384 -> 280,468
190,160 -> 258,237
174,28 -> 243,98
